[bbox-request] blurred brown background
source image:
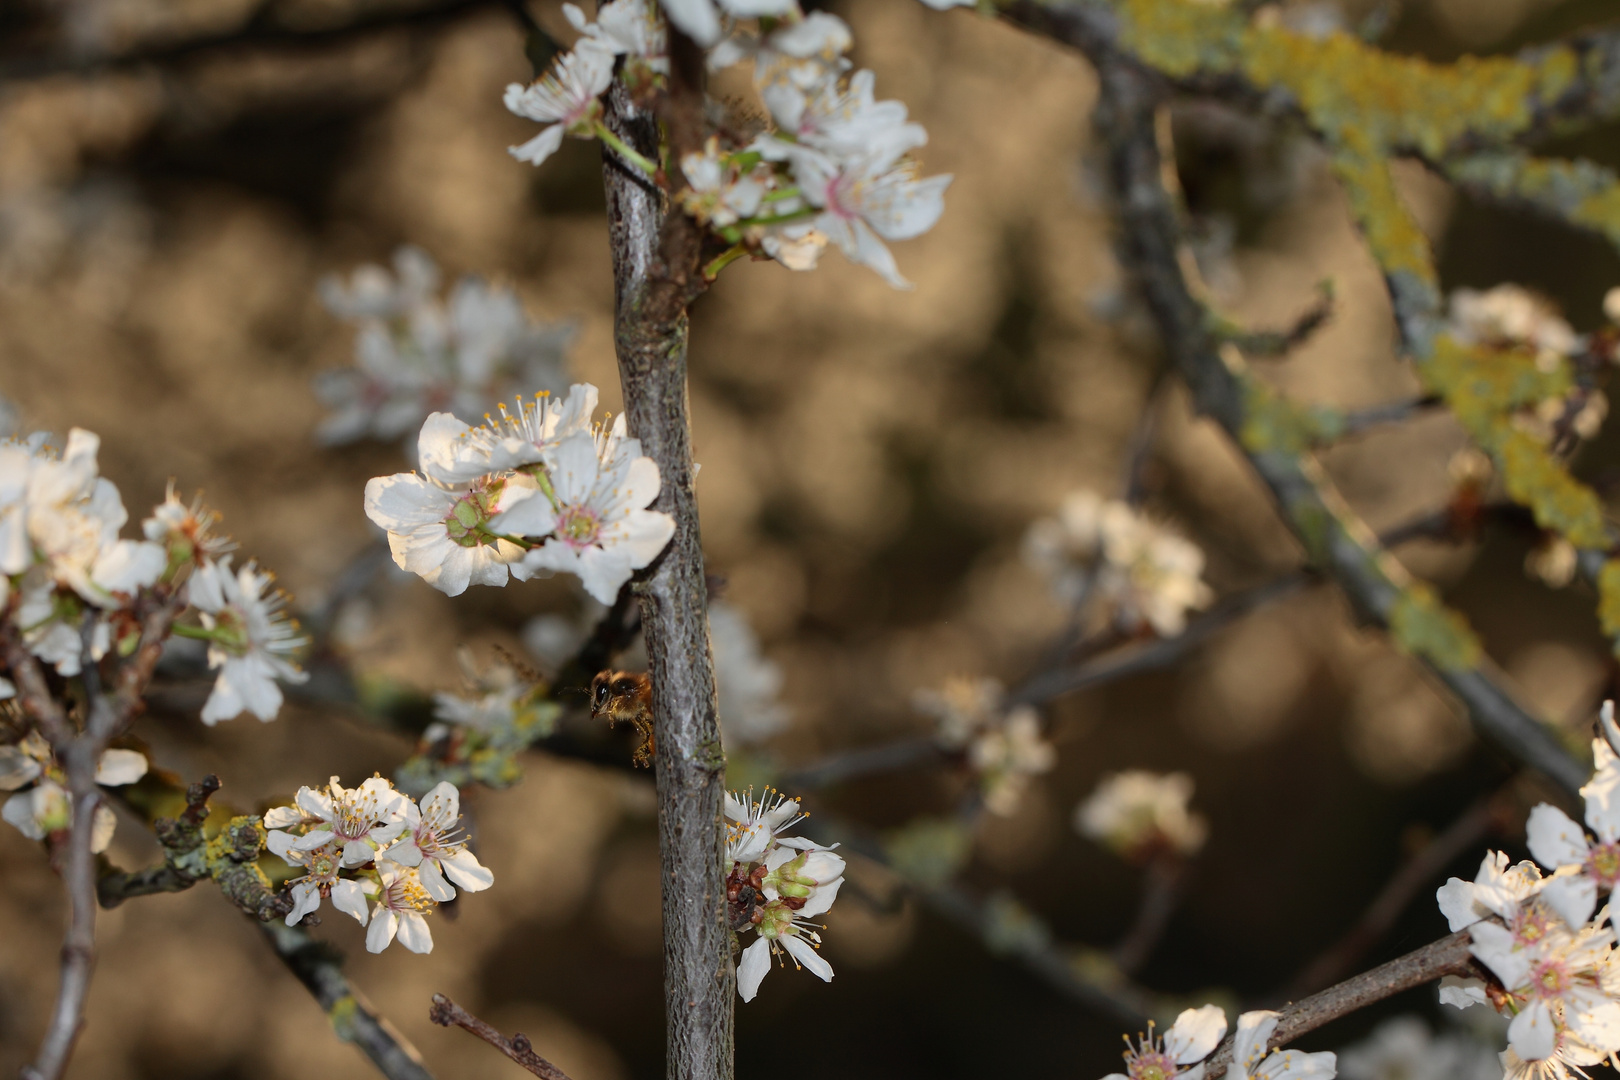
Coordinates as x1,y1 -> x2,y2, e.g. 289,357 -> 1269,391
2,0 -> 1619,1076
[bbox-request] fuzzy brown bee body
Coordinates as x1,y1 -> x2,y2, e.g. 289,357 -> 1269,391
590,670 -> 654,768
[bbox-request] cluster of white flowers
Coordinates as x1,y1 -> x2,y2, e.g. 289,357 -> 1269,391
1103,1004 -> 1336,1080
1336,1015 -> 1502,1080
1435,702 -> 1620,1075
725,787 -> 844,1001
1076,770 -> 1208,863
0,730 -> 146,851
1447,285 -> 1580,365
503,0 -> 950,288
363,383 -> 675,604
0,428 -> 306,725
405,652 -> 561,791
913,676 -> 1055,815
263,776 -> 492,954
315,246 -> 574,447
1023,491 -> 1214,637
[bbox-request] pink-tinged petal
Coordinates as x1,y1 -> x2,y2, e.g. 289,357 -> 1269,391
736,937 -> 772,1002
780,934 -> 833,982
443,849 -> 494,892
331,880 -> 370,925
396,912 -> 434,954
1542,874 -> 1599,928
1527,803 -> 1591,870
1165,1004 -> 1227,1064
366,908 -> 399,953
1508,999 -> 1558,1061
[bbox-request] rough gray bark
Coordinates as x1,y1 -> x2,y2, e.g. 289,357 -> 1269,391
600,73 -> 734,1080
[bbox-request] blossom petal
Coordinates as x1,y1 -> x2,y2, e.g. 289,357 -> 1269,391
418,859 -> 457,903
1527,803 -> 1591,870
442,849 -> 494,892
366,908 -> 399,953
509,124 -> 568,168
1508,999 -> 1558,1061
396,911 -> 434,954
1542,874 -> 1599,929
94,748 -> 147,787
1166,1004 -> 1228,1065
781,934 -> 833,982
331,880 -> 371,925
737,937 -> 771,1002
1435,877 -> 1484,932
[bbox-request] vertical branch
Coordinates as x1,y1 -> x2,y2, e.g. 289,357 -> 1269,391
600,39 -> 733,1080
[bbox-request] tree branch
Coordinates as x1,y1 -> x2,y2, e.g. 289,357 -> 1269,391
1202,932 -> 1480,1078
600,37 -> 733,1080
263,922 -> 436,1080
429,994 -> 574,1080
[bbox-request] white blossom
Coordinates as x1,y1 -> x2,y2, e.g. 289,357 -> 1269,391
1104,1004 -> 1227,1080
564,0 -> 667,75
0,733 -> 146,853
1077,770 -> 1209,861
736,900 -> 832,1001
969,706 -> 1055,816
707,12 -> 852,87
498,418 -> 675,604
761,110 -> 950,290
1231,1011 -> 1337,1080
1435,850 -> 1545,933
1524,795 -> 1620,929
658,0 -> 797,50
725,787 -> 805,864
363,414 -> 530,596
1023,491 -> 1213,636
678,139 -> 770,229
1467,915 -> 1620,1062
272,776 -> 407,868
366,864 -> 436,954
504,47 -> 616,170
188,556 -> 309,724
1336,1016 -> 1503,1080
761,837 -> 844,917
142,482 -> 231,562
265,833 -> 370,928
379,781 -> 493,901
316,248 -> 574,447
710,601 -> 789,746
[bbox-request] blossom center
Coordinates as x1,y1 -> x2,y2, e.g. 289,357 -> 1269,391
1125,1051 -> 1178,1080
1533,959 -> 1572,1000
386,874 -> 435,913
1588,842 -> 1620,885
210,608 -> 251,656
555,505 -> 603,549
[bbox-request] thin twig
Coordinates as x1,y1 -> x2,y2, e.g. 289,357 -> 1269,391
1281,794 -> 1498,999
263,922 -> 436,1080
1226,285 -> 1334,358
1340,396 -> 1443,437
1110,855 -> 1186,976
430,994 -> 574,1080
782,735 -> 944,790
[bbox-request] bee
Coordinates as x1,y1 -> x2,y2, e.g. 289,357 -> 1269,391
590,670 -> 655,769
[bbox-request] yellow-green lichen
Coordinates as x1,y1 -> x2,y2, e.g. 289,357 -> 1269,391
1389,583 -> 1482,671
1598,559 -> 1620,643
328,994 -> 360,1040
1239,377 -> 1345,456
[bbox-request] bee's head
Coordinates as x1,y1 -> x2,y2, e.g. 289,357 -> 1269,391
590,671 -> 614,715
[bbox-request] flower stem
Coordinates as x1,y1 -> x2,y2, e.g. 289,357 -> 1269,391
702,245 -> 749,282
595,123 -> 659,176
170,623 -> 214,641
